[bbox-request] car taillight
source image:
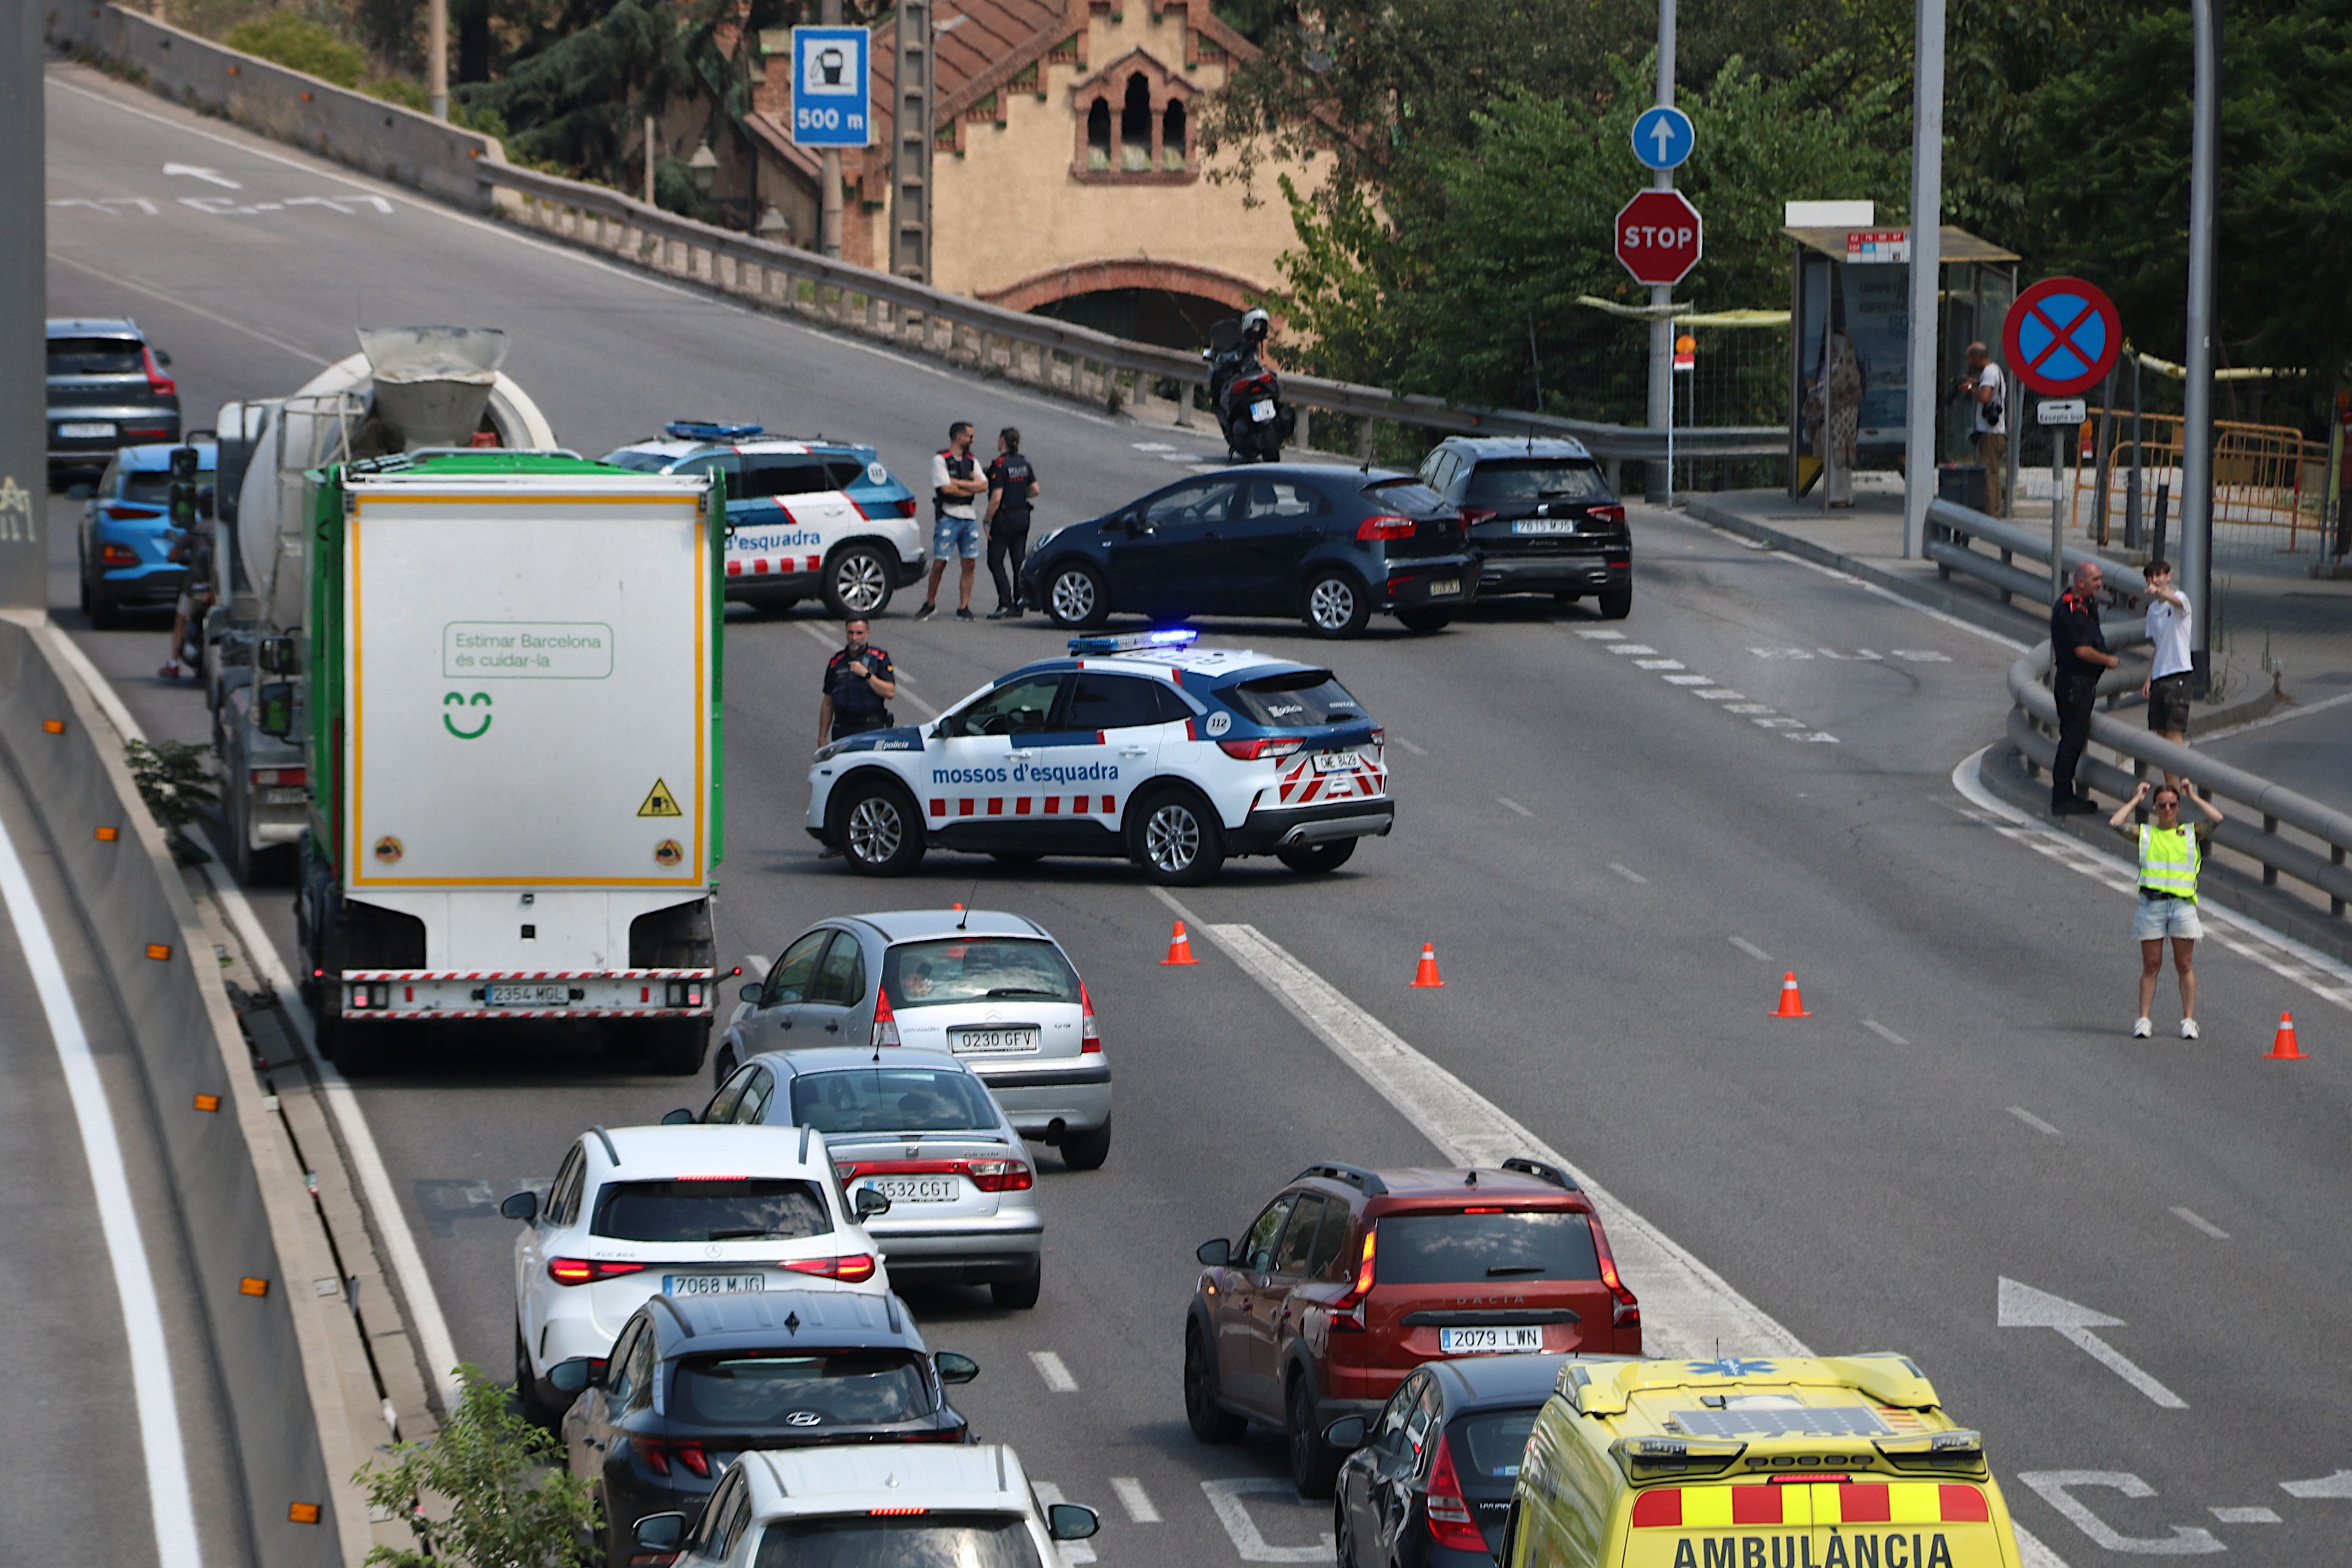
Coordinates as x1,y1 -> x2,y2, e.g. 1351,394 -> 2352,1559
632,1439 -> 710,1478
783,1253 -> 876,1283
1424,1435 -> 1489,1550
1592,1218 -> 1640,1329
99,542 -> 141,564
1589,504 -> 1627,527
1458,507 -> 1499,527
547,1257 -> 647,1286
853,497 -> 918,519
1331,1225 -> 1376,1331
252,767 -> 308,787
1080,981 -> 1101,1054
872,989 -> 901,1049
966,1159 -> 1034,1193
1217,736 -> 1304,761
1355,515 -> 1415,541
101,504 -> 155,522
143,346 -> 175,399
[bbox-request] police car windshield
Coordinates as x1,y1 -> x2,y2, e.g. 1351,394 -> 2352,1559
1218,671 -> 1364,728
881,938 -> 1080,1010
1464,460 -> 1608,504
671,1351 -> 933,1428
788,1068 -> 997,1134
1374,1211 -> 1600,1283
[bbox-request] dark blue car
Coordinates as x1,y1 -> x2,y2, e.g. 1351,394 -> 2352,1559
1020,465 -> 1476,638
77,440 -> 215,629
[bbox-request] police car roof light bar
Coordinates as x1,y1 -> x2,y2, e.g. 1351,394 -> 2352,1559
665,420 -> 765,442
1065,628 -> 1200,655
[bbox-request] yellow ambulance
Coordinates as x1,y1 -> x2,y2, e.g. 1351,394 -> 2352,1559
1504,1354 -> 2024,1568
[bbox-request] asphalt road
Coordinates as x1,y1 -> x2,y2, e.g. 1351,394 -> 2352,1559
43,59 -> 2352,1567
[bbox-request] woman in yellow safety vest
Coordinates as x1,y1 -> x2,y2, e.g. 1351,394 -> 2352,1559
2108,778 -> 2224,1039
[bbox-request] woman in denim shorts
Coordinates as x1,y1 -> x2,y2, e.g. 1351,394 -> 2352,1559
2108,779 -> 2223,1038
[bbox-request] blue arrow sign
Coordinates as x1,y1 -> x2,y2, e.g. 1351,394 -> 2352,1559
791,26 -> 870,148
1631,106 -> 1695,171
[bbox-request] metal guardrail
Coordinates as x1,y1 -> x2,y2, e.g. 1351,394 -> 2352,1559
475,161 -> 1785,471
1925,497 -> 2150,608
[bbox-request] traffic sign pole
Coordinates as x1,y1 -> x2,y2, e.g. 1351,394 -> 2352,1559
1646,0 -> 1676,503
2182,0 -> 2220,693
820,0 -> 842,259
1901,0 -> 1946,560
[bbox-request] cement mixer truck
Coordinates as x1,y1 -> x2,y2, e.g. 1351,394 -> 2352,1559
209,329 -> 724,1075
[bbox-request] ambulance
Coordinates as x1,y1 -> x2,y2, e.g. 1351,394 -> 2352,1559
1505,1355 -> 2024,1568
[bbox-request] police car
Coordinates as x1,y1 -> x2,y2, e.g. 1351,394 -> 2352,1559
806,630 -> 1392,884
603,421 -> 924,617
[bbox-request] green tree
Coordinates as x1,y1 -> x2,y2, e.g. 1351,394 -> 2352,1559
222,14 -> 367,88
357,1364 -> 600,1568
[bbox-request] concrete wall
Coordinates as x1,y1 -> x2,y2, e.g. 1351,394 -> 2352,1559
45,2 -> 503,213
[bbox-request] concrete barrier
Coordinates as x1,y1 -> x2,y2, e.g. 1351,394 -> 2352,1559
0,613 -> 356,1567
44,2 -> 503,212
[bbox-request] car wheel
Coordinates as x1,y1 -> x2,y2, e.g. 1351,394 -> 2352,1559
1184,1321 -> 1246,1443
1058,1117 -> 1111,1171
823,545 -> 894,618
1335,1498 -> 1362,1568
990,1260 -> 1042,1310
1287,1372 -> 1343,1499
1044,560 -> 1109,629
632,1017 -> 708,1076
88,581 -> 123,630
1598,581 -> 1633,620
1302,570 -> 1370,638
833,777 -> 926,876
514,1319 -> 554,1428
1277,839 -> 1356,874
1395,607 -> 1452,633
1130,787 -> 1225,885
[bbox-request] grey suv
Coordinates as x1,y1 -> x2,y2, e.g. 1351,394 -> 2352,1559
47,318 -> 180,484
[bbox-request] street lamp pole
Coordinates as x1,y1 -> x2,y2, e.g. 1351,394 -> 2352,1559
1643,0 -> 1676,503
2181,0 -> 2220,693
428,0 -> 448,119
1900,0 -> 1946,558
820,0 -> 843,259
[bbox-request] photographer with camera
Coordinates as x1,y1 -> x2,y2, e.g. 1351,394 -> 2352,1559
1957,342 -> 2008,517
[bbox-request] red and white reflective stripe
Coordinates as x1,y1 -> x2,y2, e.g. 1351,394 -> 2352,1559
927,796 -> 1117,819
726,560 -> 743,576
1271,754 -> 1389,807
754,558 -> 770,574
1628,1482 -> 1991,1529
340,968 -> 715,981
807,554 -> 822,571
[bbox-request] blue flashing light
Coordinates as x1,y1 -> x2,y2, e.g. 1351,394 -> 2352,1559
665,420 -> 765,442
1067,629 -> 1201,655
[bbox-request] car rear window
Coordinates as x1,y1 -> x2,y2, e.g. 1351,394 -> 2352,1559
880,938 -> 1079,1010
1464,460 -> 1609,504
1374,1210 -> 1600,1283
48,338 -> 145,375
1452,1408 -> 1542,1483
671,1349 -> 933,1428
590,1178 -> 831,1243
1217,670 -> 1366,728
790,1068 -> 998,1134
756,1514 -> 1042,1568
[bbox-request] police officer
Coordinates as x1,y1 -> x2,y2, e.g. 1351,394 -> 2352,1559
919,421 -> 987,622
816,618 -> 899,747
983,427 -> 1040,620
2049,559 -> 2117,815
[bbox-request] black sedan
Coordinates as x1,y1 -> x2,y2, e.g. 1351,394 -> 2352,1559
555,1289 -> 978,1568
1021,465 -> 1476,637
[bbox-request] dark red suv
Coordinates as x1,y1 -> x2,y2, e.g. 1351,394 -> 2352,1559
1183,1159 -> 1641,1496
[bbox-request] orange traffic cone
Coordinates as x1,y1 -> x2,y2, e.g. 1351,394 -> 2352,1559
1161,921 -> 1198,966
1770,972 -> 1811,1019
1411,944 -> 1445,988
2267,1012 -> 2306,1060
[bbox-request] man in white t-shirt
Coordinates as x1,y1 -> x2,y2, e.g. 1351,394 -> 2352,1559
1961,342 -> 2008,517
2141,557 -> 2194,786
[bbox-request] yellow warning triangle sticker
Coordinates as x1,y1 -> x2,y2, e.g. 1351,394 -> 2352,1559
636,778 -> 683,818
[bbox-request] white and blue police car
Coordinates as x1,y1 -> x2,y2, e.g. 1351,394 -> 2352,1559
603,421 -> 924,616
807,630 -> 1392,884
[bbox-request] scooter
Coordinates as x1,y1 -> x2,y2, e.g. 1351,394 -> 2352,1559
1204,319 -> 1296,463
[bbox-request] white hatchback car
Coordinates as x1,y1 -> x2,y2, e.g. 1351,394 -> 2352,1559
503,1124 -> 892,1424
631,1443 -> 1098,1568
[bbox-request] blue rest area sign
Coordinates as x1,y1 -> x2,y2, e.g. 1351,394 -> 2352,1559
791,26 -> 869,148
1630,106 -> 1694,171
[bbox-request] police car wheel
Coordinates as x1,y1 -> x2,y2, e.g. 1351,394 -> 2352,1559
824,546 -> 894,618
1132,788 -> 1225,884
1277,839 -> 1356,874
1045,562 -> 1109,629
1302,571 -> 1370,638
835,778 -> 925,876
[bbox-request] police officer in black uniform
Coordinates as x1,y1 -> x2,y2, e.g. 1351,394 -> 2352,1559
816,617 -> 899,746
983,427 -> 1040,620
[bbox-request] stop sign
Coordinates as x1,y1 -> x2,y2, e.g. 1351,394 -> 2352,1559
1614,189 -> 1703,286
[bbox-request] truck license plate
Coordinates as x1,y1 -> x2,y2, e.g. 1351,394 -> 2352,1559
58,421 -> 116,439
486,984 -> 570,1006
662,1273 -> 766,1297
950,1026 -> 1039,1055
1439,1325 -> 1544,1354
866,1176 -> 957,1204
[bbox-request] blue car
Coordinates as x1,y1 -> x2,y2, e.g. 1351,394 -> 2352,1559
78,440 -> 215,629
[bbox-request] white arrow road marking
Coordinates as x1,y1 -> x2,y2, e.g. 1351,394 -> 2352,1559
1999,1278 -> 2187,1407
2207,1507 -> 2279,1523
2016,1473 -> 2222,1555
1032,1484 -> 1097,1564
1200,1478 -> 1332,1562
50,197 -> 159,214
163,161 -> 241,187
2280,1469 -> 2352,1499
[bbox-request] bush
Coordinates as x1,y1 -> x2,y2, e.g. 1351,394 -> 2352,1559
222,13 -> 364,89
125,739 -> 218,833
357,1364 -> 600,1568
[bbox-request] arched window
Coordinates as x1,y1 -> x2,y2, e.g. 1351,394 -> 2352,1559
1161,100 -> 1186,168
1086,97 -> 1111,170
1120,73 -> 1152,171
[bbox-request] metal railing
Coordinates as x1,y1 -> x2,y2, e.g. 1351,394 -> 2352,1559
474,161 -> 1785,473
1924,496 -> 2150,608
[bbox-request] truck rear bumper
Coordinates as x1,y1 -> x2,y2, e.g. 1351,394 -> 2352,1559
337,968 -> 716,1020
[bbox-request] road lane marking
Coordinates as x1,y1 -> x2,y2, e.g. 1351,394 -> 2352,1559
49,253 -> 330,366
1030,1350 -> 1078,1392
1201,1478 -> 1333,1562
1728,937 -> 1772,961
0,801 -> 203,1567
164,159 -> 241,187
1496,797 -> 1534,818
1999,1279 -> 2187,1408
1692,688 -> 1744,700
1862,1020 -> 1908,1045
1607,863 -> 1647,884
1752,717 -> 1805,728
1663,674 -> 1714,685
1032,1483 -> 1097,1563
2209,1506 -> 2279,1524
1573,629 -> 1624,640
1605,644 -> 1659,655
1723,703 -> 1776,714
1633,658 -> 1685,670
2008,1107 -> 2062,1136
1110,1477 -> 1161,1523
2169,1206 -> 2229,1239
1389,736 -> 1428,756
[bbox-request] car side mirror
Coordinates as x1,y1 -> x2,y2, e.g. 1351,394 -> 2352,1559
740,982 -> 762,1004
548,1356 -> 604,1396
1195,1237 -> 1230,1267
257,635 -> 297,676
1323,1415 -> 1369,1450
935,1352 -> 978,1385
660,1108 -> 696,1125
853,1186 -> 892,1219
499,1190 -> 538,1222
255,680 -> 295,738
634,1513 -> 688,1552
1047,1504 -> 1099,1543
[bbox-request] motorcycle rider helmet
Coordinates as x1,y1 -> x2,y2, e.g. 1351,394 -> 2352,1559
1240,307 -> 1270,341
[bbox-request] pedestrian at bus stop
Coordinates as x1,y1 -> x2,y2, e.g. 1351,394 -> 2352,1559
2109,778 -> 2223,1038
918,421 -> 987,622
983,427 -> 1039,620
2050,559 -> 2119,814
2140,557 -> 2194,787
1960,342 -> 2008,518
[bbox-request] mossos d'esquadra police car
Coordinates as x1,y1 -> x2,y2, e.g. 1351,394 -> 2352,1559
603,421 -> 923,617
807,630 -> 1392,884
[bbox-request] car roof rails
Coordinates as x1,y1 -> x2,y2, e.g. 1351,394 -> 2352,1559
1500,1156 -> 1580,1191
1296,1162 -> 1388,1196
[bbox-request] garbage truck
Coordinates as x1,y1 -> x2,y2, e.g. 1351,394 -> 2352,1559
209,329 -> 724,1074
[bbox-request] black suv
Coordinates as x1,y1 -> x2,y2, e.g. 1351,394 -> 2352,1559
47,318 -> 180,484
553,1290 -> 979,1568
1415,437 -> 1630,618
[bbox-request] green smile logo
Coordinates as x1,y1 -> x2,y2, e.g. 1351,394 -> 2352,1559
442,691 -> 493,738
